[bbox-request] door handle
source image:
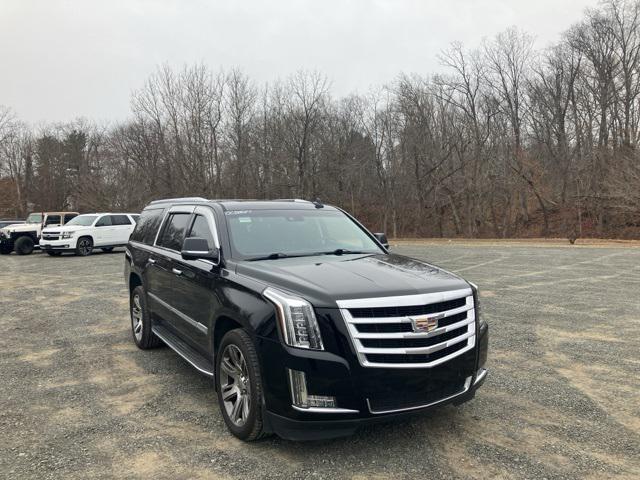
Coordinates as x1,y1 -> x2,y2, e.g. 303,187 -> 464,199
172,268 -> 183,276
148,258 -> 156,265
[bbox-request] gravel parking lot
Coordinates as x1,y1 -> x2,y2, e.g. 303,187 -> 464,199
1,242 -> 639,479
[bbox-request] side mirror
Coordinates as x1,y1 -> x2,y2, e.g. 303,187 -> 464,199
181,237 -> 220,264
374,232 -> 389,250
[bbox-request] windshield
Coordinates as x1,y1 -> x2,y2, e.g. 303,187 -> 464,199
225,209 -> 382,260
25,213 -> 42,223
65,215 -> 98,227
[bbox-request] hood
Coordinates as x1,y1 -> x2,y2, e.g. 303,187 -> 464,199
1,223 -> 39,233
235,253 -> 470,308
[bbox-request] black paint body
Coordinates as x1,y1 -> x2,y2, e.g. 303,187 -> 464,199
125,199 -> 489,440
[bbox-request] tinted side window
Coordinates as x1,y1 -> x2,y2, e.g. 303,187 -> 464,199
157,213 -> 191,251
130,208 -> 164,245
187,215 -> 215,248
45,215 -> 61,225
130,215 -> 140,223
64,214 -> 77,224
111,215 -> 131,225
95,215 -> 112,227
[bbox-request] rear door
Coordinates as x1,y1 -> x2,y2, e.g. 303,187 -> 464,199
110,215 -> 134,245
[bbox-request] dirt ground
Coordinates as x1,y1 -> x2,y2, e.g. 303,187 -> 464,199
0,242 -> 639,479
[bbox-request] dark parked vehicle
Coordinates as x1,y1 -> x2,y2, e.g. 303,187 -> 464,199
125,197 -> 488,441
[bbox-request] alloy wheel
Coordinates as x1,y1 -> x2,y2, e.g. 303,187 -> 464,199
219,344 -> 251,427
131,293 -> 143,341
78,239 -> 92,255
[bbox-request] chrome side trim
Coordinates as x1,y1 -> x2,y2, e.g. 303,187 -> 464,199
474,368 -> 487,386
147,292 -> 208,334
367,376 -> 472,415
151,327 -> 214,377
129,241 -> 218,270
291,405 -> 360,414
336,288 -> 472,309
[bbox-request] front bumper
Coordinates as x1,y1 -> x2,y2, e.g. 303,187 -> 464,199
264,368 -> 488,440
258,319 -> 489,440
39,238 -> 75,251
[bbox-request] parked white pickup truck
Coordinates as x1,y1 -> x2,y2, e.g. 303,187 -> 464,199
40,213 -> 139,256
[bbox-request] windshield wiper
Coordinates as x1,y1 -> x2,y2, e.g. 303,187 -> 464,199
247,252 -> 292,261
247,249 -> 376,261
321,249 -> 374,256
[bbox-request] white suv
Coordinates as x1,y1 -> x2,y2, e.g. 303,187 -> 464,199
40,213 -> 139,256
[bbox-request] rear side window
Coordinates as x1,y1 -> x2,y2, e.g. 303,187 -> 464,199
130,208 -> 164,245
64,214 -> 77,224
111,215 -> 132,225
157,213 -> 191,251
95,215 -> 112,227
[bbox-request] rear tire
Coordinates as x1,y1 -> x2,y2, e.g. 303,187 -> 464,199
14,236 -> 34,255
46,251 -> 62,256
130,286 -> 162,349
215,329 -> 267,441
75,237 -> 93,256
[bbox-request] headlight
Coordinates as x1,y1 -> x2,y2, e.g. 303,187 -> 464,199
263,287 -> 324,350
469,281 -> 486,328
61,232 -> 75,239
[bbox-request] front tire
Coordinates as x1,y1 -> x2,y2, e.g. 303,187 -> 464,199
75,237 -> 93,256
130,286 -> 162,349
14,236 -> 35,255
215,329 -> 266,441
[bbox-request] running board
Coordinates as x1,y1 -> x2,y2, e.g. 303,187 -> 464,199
152,325 -> 214,378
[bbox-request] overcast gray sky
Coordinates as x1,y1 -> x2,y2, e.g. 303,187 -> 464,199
0,0 -> 598,124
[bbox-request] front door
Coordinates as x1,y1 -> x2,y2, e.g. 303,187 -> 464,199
167,206 -> 221,356
146,206 -> 195,338
94,215 -> 116,246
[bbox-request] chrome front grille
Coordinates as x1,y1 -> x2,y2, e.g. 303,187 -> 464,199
338,288 -> 476,368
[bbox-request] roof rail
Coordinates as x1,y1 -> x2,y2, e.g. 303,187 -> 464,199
149,197 -> 208,205
273,198 -> 312,203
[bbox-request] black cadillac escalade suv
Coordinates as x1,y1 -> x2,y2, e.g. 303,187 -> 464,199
125,197 -> 488,441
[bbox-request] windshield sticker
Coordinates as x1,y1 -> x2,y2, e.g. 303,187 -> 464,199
238,217 -> 252,223
225,210 -> 251,216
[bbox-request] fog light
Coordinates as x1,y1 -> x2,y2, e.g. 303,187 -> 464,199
287,369 -> 337,409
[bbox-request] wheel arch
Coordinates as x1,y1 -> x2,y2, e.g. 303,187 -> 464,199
129,272 -> 142,295
77,234 -> 94,243
213,315 -> 246,355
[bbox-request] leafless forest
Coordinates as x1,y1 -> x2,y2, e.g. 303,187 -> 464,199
2,1 -> 640,238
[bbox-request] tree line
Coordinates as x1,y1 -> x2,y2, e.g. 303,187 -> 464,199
2,0 -> 640,238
